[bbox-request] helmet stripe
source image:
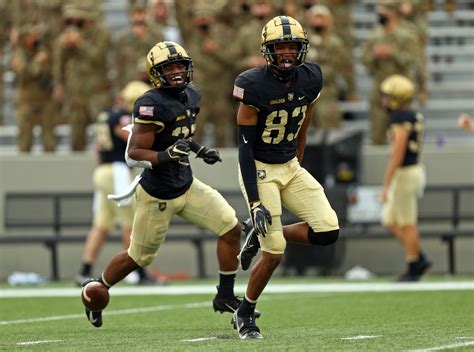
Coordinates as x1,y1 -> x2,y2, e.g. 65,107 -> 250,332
165,41 -> 177,55
280,16 -> 291,36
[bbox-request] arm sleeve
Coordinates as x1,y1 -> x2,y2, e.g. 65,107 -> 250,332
238,125 -> 259,203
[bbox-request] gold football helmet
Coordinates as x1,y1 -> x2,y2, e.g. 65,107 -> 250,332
261,16 -> 309,79
380,74 -> 415,110
120,81 -> 152,111
146,41 -> 193,90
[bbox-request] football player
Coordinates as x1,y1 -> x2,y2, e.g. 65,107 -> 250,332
379,74 -> 431,282
232,16 -> 340,339
82,41 -> 257,328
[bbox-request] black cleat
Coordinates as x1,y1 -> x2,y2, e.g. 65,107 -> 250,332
231,310 -> 263,340
416,256 -> 432,277
238,218 -> 260,271
396,272 -> 419,282
85,308 -> 102,328
213,291 -> 261,318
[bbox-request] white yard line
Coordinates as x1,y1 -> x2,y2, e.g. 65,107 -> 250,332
406,341 -> 474,351
341,335 -> 382,340
17,340 -> 63,346
0,301 -> 210,326
1,281 -> 473,298
181,337 -> 218,342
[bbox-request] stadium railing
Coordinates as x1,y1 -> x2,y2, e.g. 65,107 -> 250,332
0,191 -> 246,281
1,186 -> 473,280
280,185 -> 474,276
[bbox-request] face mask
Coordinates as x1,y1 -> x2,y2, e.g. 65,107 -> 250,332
312,26 -> 326,34
378,14 -> 389,26
241,3 -> 250,12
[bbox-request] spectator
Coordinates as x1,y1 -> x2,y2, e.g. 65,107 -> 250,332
398,0 -> 430,103
362,0 -> 420,145
115,2 -> 160,92
187,1 -> 238,146
306,5 -> 348,129
11,25 -> 56,152
147,0 -> 181,43
53,3 -> 112,151
233,0 -> 276,74
320,0 -> 357,101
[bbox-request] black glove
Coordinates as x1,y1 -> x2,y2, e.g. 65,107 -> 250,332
197,147 -> 222,164
250,202 -> 272,237
157,139 -> 190,165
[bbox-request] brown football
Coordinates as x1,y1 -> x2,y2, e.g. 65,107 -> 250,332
81,281 -> 110,311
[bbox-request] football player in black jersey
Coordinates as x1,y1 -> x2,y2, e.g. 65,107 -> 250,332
232,16 -> 340,339
75,81 -> 155,287
380,74 -> 431,282
82,41 -> 253,328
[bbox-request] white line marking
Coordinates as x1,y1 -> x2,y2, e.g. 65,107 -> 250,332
406,341 -> 474,351
1,282 -> 473,298
17,340 -> 63,346
456,337 -> 474,339
181,337 -> 218,342
0,301 -> 210,326
341,335 -> 382,340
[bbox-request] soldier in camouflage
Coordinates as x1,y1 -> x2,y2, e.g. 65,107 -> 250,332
11,25 -> 56,152
362,0 -> 419,145
306,5 -> 349,129
115,2 -> 160,92
53,3 -> 112,151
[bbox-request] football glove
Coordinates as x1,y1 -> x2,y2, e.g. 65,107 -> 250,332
196,146 -> 222,164
250,202 -> 272,237
158,139 -> 190,165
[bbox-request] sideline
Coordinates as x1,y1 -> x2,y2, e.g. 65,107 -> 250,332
1,281 -> 474,298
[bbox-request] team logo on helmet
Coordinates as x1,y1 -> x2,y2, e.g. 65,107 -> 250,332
146,41 -> 193,90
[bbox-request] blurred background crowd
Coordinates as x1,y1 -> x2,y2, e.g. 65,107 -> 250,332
0,0 -> 471,152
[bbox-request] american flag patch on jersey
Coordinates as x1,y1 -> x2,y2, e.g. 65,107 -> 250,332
233,85 -> 244,100
139,106 -> 154,116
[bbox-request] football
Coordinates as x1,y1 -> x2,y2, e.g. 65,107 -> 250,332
81,281 -> 110,311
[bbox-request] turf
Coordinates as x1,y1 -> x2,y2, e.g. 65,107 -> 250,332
1,279 -> 473,351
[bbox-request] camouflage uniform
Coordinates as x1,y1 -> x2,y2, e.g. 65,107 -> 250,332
0,0 -> 11,125
11,26 -> 55,152
362,14 -> 419,145
115,4 -> 159,91
187,1 -> 239,147
321,0 -> 356,100
399,0 -> 429,100
53,4 -> 112,151
233,1 -> 277,74
306,6 -> 349,129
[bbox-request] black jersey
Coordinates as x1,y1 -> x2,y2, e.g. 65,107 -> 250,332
389,109 -> 424,166
132,85 -> 200,199
95,108 -> 131,164
234,63 -> 323,164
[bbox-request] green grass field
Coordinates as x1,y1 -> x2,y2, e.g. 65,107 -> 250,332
1,278 -> 473,351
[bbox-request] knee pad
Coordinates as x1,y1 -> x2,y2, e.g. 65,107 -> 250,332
307,228 -> 339,246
